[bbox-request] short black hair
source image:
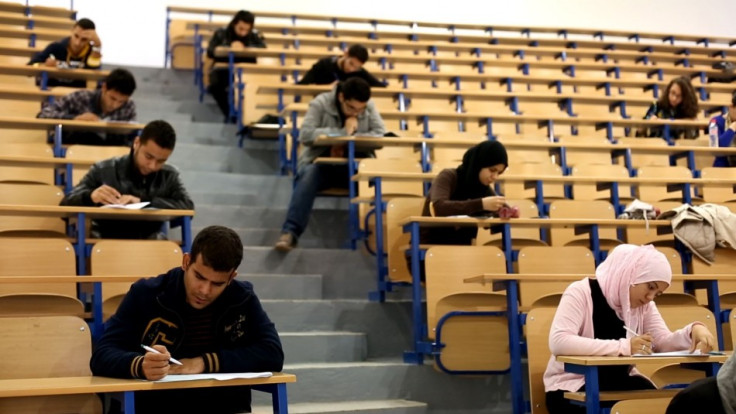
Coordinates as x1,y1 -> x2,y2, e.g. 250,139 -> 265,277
74,18 -> 95,30
346,44 -> 369,64
104,68 -> 136,96
140,120 -> 176,150
190,226 -> 243,272
230,10 -> 255,28
340,77 -> 371,102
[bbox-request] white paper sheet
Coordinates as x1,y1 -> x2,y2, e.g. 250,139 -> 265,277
100,202 -> 151,210
633,350 -> 705,357
154,372 -> 273,383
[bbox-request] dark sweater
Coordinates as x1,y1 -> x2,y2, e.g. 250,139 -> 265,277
297,56 -> 386,87
420,168 -> 495,245
28,37 -> 99,87
206,28 -> 266,64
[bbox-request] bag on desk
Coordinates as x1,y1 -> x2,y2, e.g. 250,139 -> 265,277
708,61 -> 736,84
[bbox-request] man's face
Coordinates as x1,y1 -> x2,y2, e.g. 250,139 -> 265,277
132,136 -> 172,176
182,253 -> 235,310
338,93 -> 367,118
340,55 -> 364,73
233,21 -> 252,38
100,84 -> 130,114
69,25 -> 94,54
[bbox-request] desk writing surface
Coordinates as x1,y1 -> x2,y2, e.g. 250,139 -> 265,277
0,204 -> 194,221
464,273 -> 736,286
0,373 -> 296,398
398,216 -> 671,228
0,275 -> 149,284
0,116 -> 143,132
557,354 -> 728,366
0,63 -> 109,80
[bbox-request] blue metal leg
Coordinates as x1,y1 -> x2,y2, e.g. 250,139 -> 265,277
584,366 -> 600,414
347,141 -> 358,250
272,383 -> 289,413
506,280 -> 525,414
76,212 -> 87,275
92,281 -> 103,340
404,221 -> 426,364
123,391 -> 135,414
53,124 -> 63,157
369,177 -> 387,302
181,216 -> 193,253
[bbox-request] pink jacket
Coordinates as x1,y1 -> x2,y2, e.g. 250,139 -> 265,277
543,278 -> 698,392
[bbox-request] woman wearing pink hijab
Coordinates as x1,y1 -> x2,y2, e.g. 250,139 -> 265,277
543,244 -> 716,414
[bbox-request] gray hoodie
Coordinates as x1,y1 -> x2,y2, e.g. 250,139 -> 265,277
296,86 -> 386,171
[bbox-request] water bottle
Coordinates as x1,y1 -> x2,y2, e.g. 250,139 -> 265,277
709,121 -> 719,147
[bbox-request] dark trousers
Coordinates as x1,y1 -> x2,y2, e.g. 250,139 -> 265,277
666,376 -> 726,414
208,68 -> 231,119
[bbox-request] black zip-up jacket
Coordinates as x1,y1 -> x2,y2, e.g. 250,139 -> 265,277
207,27 -> 266,64
297,56 -> 387,87
90,268 -> 284,413
60,151 -> 194,239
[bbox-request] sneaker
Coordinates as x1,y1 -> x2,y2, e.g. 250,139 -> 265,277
274,233 -> 296,252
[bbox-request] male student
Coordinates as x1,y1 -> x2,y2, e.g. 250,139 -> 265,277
60,120 -> 194,239
275,77 -> 386,251
91,225 -> 284,414
297,44 -> 386,87
37,68 -> 137,146
28,18 -> 102,87
206,10 -> 266,120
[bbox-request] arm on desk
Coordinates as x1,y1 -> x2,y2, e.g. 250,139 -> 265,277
37,90 -> 89,120
28,41 -> 60,66
428,169 -> 486,216
90,282 -> 149,379
643,303 -> 711,352
206,28 -> 227,60
146,168 -> 195,210
358,101 -> 386,139
300,100 -> 348,147
61,163 -> 104,206
296,58 -> 331,85
549,281 -> 632,356
357,69 -> 387,88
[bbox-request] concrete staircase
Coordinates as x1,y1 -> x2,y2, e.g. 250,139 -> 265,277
127,66 -> 511,414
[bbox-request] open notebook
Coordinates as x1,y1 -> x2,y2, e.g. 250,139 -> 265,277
153,372 -> 273,383
633,350 -> 708,357
100,202 -> 151,210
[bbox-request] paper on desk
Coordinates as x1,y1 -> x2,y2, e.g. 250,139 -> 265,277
155,372 -> 273,382
633,350 -> 705,357
100,202 -> 150,210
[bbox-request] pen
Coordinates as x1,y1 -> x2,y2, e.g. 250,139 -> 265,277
141,344 -> 183,366
623,325 -> 639,337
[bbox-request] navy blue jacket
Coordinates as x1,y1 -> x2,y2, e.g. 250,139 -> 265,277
90,268 -> 284,413
28,37 -> 100,87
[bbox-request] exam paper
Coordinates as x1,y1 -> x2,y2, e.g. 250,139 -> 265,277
633,350 -> 705,357
100,202 -> 151,210
154,372 -> 273,383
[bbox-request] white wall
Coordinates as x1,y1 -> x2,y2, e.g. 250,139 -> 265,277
23,0 -> 736,68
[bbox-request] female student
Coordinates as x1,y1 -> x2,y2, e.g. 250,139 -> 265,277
637,76 -> 700,139
544,244 -> 716,414
710,90 -> 736,167
420,140 -> 508,245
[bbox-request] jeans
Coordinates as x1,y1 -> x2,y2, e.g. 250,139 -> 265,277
281,163 -> 349,239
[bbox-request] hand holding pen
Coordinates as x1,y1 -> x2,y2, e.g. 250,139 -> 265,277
141,344 -> 182,381
624,325 -> 654,355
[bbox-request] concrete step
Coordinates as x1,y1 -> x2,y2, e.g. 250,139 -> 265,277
191,207 -> 350,246
252,399 -> 427,414
167,120 -> 240,146
281,331 -> 367,363
261,299 -> 412,359
238,246 -> 379,300
250,361 -> 506,413
239,273 -> 323,300
169,142 -> 279,174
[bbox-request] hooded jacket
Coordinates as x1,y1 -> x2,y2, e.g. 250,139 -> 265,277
90,268 -> 284,413
658,203 -> 736,264
206,27 -> 266,64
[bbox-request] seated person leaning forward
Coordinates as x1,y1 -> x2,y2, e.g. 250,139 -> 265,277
274,77 -> 386,251
90,225 -> 284,414
544,244 -> 716,414
27,17 -> 102,87
37,68 -> 137,146
420,140 -> 509,246
60,120 -> 194,239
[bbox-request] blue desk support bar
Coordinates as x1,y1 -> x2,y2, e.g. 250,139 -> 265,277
163,11 -> 171,67
565,363 -> 600,413
53,124 -> 63,157
422,116 -> 430,138
28,33 -> 35,47
347,141 -> 359,250
236,68 -> 244,132
403,221 -> 432,364
193,25 -> 200,86
368,176 -> 388,302
227,52 -> 235,121
251,383 -> 290,414
290,112 -> 299,175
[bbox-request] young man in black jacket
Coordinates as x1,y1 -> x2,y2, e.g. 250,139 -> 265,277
91,225 -> 284,414
28,18 -> 102,87
206,10 -> 266,120
298,44 -> 386,87
60,120 -> 194,239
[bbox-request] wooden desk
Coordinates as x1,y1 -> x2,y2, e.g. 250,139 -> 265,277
0,204 -> 194,274
0,373 -> 296,414
0,11 -> 73,29
0,3 -> 76,19
557,354 -> 726,414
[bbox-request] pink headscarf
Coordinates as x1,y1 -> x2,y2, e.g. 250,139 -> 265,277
595,244 -> 672,336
